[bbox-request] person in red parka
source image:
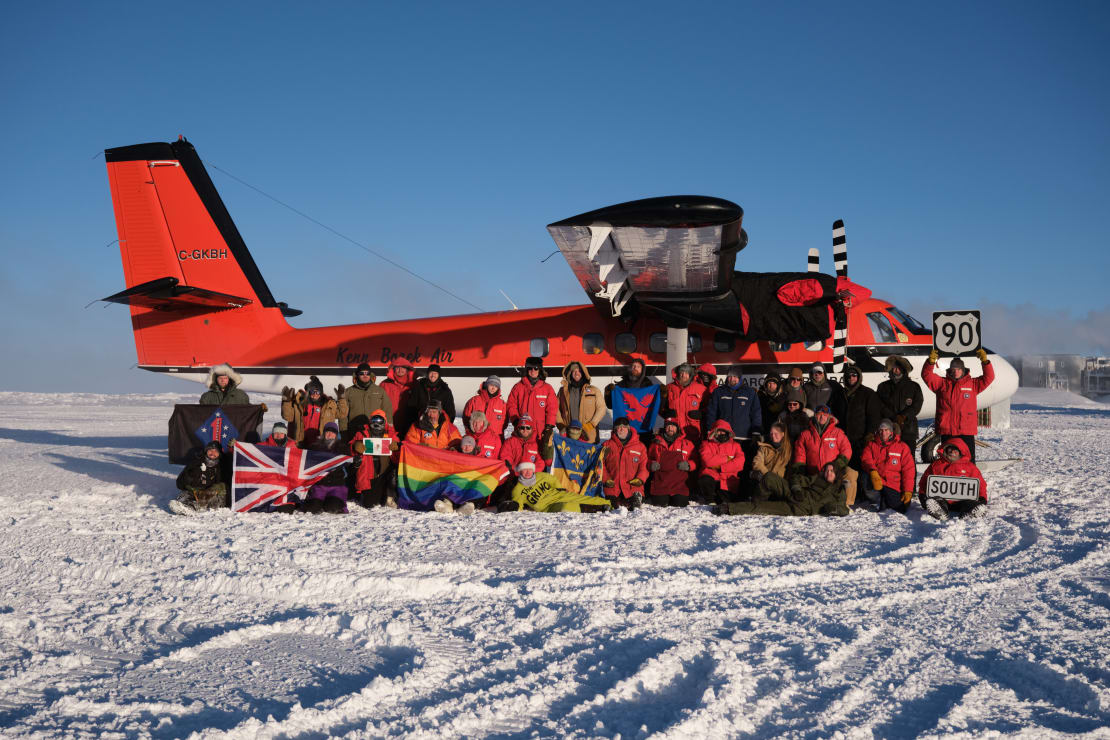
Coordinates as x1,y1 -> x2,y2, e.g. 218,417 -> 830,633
860,418 -> 916,514
499,414 -> 546,477
601,416 -> 649,509
664,362 -> 708,443
381,357 -> 416,437
506,357 -> 558,438
260,422 -> 296,448
917,437 -> 987,520
350,411 -> 400,508
696,363 -> 718,416
463,375 -> 508,437
922,348 -> 994,462
696,419 -> 746,505
792,405 -> 859,507
647,412 -> 697,506
467,410 -> 503,461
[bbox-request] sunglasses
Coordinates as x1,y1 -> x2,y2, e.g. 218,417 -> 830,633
518,425 -> 532,430
357,371 -> 371,376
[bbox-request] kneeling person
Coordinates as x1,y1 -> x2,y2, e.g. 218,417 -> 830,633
350,411 -> 399,508
172,441 -> 227,514
918,438 -> 987,521
647,412 -> 696,506
860,419 -> 916,513
304,422 -> 350,514
502,461 -> 611,513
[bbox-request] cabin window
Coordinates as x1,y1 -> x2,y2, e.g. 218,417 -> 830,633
886,306 -> 929,335
615,333 -> 637,354
770,342 -> 792,352
582,333 -> 604,355
649,332 -> 703,355
805,340 -> 825,352
530,337 -> 549,357
867,312 -> 898,343
714,333 -> 735,352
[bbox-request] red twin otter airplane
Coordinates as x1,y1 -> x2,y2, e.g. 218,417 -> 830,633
101,137 -> 1018,423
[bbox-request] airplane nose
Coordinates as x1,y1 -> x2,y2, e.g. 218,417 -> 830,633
981,353 -> 1019,407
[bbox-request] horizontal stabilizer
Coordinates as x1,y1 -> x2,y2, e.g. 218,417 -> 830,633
101,276 -> 254,312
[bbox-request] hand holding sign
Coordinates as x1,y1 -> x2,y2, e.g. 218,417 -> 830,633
932,311 -> 982,357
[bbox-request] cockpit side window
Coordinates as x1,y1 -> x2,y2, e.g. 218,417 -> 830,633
867,312 -> 898,343
886,306 -> 929,335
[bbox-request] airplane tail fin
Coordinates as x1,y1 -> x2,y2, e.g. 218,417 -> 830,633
102,138 -> 297,370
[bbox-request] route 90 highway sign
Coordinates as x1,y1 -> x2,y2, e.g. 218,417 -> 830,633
932,310 -> 982,357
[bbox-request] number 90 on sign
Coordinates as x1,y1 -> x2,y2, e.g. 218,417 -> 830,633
926,474 -> 980,501
932,310 -> 981,357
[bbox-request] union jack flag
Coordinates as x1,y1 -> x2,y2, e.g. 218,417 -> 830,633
231,442 -> 351,513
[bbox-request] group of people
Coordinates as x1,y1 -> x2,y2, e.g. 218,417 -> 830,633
174,348 -> 996,521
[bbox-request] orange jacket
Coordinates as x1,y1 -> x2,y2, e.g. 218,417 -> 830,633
403,414 -> 460,450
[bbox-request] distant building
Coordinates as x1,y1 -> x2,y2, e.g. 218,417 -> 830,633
1007,354 -> 1110,399
1081,357 -> 1110,397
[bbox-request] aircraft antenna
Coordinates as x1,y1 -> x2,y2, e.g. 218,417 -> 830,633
203,161 -> 485,313
499,290 -> 519,310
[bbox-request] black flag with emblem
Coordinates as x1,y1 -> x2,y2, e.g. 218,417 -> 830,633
168,404 -> 265,464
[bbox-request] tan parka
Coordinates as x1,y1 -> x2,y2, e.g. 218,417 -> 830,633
556,362 -> 607,442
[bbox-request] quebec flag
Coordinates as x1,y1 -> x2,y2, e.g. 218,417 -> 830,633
549,432 -> 605,497
610,384 -> 661,435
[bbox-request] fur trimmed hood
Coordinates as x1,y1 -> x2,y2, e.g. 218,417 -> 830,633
884,355 -> 913,376
205,363 -> 242,390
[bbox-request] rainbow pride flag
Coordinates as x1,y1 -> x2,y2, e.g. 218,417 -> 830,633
397,444 -> 510,511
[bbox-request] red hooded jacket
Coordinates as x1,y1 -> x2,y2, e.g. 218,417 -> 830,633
602,427 -> 649,498
921,360 -> 995,436
506,376 -> 558,430
665,366 -> 708,442
350,421 -> 399,491
471,426 -> 503,461
260,435 -> 296,448
697,420 -> 746,492
499,432 -> 546,474
793,416 -> 852,474
648,432 -> 697,496
381,358 -> 416,432
463,385 -> 508,436
861,435 -> 916,492
917,438 -> 987,502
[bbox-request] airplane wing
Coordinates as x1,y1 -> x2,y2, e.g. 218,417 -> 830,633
547,196 -> 844,342
546,196 -> 747,319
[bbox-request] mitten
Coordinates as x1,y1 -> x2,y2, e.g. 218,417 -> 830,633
335,383 -> 346,399
869,470 -> 883,490
628,478 -> 643,487
677,460 -> 691,471
975,348 -> 990,363
281,387 -> 295,402
927,349 -> 939,364
649,461 -> 662,472
833,455 -> 849,472
902,490 -> 914,505
604,479 -> 615,488
353,440 -> 365,454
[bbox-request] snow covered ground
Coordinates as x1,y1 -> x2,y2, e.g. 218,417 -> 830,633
0,388 -> 1108,738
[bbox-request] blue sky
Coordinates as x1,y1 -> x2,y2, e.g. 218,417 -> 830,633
1,1 -> 1107,392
